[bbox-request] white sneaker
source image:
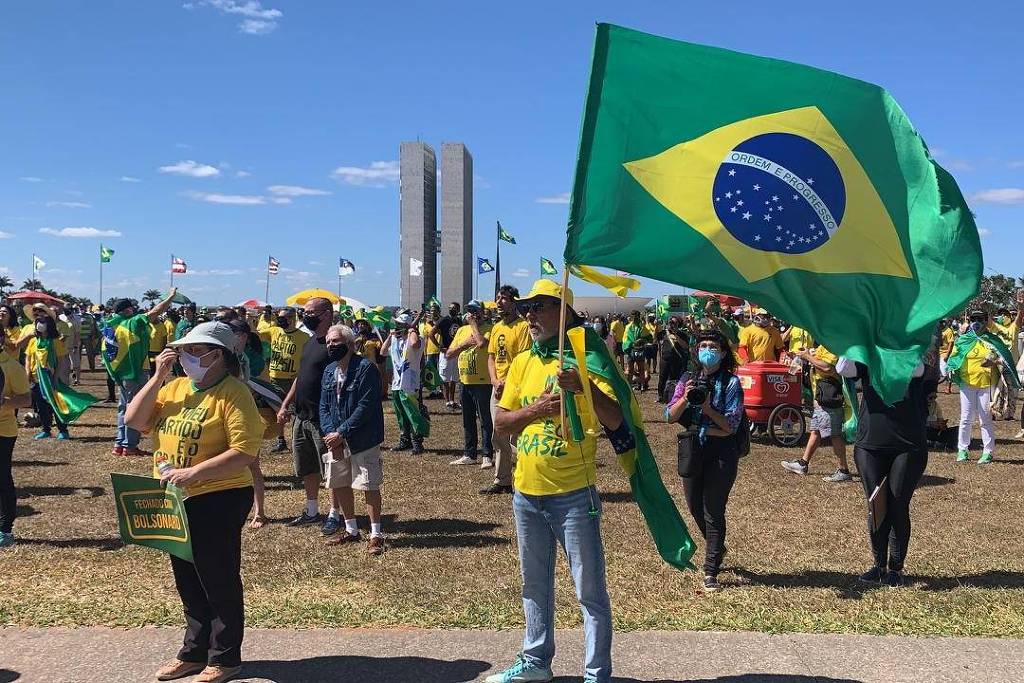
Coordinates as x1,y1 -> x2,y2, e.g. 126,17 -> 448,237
480,456 -> 494,469
449,455 -> 477,465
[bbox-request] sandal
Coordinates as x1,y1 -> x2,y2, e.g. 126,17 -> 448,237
248,515 -> 266,530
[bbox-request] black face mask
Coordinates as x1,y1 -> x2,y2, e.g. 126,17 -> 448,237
302,313 -> 321,330
276,316 -> 291,328
326,343 -> 348,361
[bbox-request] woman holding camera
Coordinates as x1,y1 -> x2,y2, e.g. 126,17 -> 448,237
665,330 -> 744,592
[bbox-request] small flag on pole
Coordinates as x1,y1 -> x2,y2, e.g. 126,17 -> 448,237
478,257 -> 495,274
268,256 -> 280,275
33,255 -> 46,270
409,257 -> 423,277
339,258 -> 356,276
498,221 -> 517,244
100,245 -> 115,263
172,257 -> 187,274
540,257 -> 558,276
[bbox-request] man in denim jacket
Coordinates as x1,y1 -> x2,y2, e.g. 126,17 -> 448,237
318,324 -> 387,555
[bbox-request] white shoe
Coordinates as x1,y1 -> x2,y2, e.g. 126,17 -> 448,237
480,456 -> 494,469
449,455 -> 477,465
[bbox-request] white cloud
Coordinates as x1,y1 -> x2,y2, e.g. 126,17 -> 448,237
943,159 -> 973,172
19,176 -> 44,182
474,173 -> 492,190
267,185 -> 331,197
971,188 -> 1024,205
269,197 -> 292,204
235,170 -> 252,178
39,227 -> 122,238
120,176 -> 141,183
978,227 -> 992,237
185,191 -> 266,205
512,268 -> 530,278
330,160 -> 400,187
188,268 -> 244,276
0,231 -> 13,239
536,192 -> 570,204
308,260 -> 323,266
159,160 -> 221,178
191,0 -> 283,35
46,201 -> 91,209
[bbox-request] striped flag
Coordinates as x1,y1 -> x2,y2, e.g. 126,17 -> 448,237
338,258 -> 355,276
268,256 -> 280,275
171,257 -> 187,274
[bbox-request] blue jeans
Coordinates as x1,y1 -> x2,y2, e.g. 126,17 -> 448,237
513,486 -> 612,682
116,376 -> 147,448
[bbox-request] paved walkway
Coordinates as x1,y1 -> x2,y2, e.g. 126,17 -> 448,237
1,627 -> 1021,683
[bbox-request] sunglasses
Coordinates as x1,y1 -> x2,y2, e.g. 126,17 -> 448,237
516,300 -> 554,315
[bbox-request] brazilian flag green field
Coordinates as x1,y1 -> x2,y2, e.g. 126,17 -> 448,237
565,24 -> 981,403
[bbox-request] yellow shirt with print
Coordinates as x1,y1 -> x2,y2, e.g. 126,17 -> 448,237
488,317 -> 530,382
147,376 -> 263,498
499,351 -> 615,496
267,327 -> 309,380
0,351 -> 30,438
25,337 -> 66,381
149,320 -> 168,354
961,342 -> 998,389
940,327 -> 955,357
452,323 -> 491,385
609,319 -> 625,343
420,322 -> 440,355
739,325 -> 784,362
787,326 -> 814,353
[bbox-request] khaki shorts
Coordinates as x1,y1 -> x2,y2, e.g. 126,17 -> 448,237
324,444 -> 384,491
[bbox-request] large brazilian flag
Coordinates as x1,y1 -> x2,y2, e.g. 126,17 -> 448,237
566,24 -> 981,404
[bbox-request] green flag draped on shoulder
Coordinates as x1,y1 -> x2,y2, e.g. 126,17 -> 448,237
36,338 -> 98,424
946,330 -> 1020,389
565,24 -> 981,404
541,326 -> 696,570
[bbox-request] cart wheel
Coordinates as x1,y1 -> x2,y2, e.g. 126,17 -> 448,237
768,403 -> 805,447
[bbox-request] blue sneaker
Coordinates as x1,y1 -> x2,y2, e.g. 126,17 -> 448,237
321,515 -> 343,536
56,432 -> 70,441
33,431 -> 51,440
0,532 -> 15,548
484,654 -> 553,683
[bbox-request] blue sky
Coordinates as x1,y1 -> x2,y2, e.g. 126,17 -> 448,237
1,1 -> 1021,306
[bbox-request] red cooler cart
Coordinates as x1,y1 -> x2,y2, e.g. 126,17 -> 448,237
736,361 -> 806,447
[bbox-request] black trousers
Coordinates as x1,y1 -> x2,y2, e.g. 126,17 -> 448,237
853,446 -> 927,572
31,383 -> 67,434
681,439 -> 738,576
106,373 -> 116,400
658,354 -> 685,399
171,486 -> 254,667
461,383 -> 494,457
0,436 -> 16,534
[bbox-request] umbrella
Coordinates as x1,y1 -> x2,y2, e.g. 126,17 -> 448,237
237,298 -> 269,310
5,291 -> 66,306
170,292 -> 193,305
285,289 -> 342,306
691,290 -> 745,307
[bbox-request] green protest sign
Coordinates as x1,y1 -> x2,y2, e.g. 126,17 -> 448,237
111,473 -> 193,563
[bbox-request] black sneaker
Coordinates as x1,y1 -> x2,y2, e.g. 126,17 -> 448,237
411,443 -> 425,455
703,575 -> 721,593
392,441 -> 413,452
858,566 -> 887,584
886,570 -> 904,588
480,483 -> 514,495
286,511 -> 323,527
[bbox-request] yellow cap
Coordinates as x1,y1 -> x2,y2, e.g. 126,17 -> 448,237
518,278 -> 574,308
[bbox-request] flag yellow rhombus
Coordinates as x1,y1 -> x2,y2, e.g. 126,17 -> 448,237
623,106 -> 912,283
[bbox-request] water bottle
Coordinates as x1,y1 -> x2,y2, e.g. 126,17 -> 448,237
156,460 -> 178,492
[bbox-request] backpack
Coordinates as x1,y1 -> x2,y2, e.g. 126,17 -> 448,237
815,376 -> 844,409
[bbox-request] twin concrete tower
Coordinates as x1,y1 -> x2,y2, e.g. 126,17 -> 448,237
399,141 -> 474,310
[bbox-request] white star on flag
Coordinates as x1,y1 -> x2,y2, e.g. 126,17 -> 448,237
753,184 -> 761,190
728,169 -> 736,176
742,212 -> 751,219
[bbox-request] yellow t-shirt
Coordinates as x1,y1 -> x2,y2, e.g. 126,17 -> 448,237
267,327 -> 309,379
961,342 -> 998,389
809,345 -> 839,396
488,317 -> 531,382
359,338 -> 382,363
420,322 -> 440,355
609,319 -> 625,343
0,351 -> 30,438
787,326 -> 814,353
452,323 -> 491,385
163,319 -> 176,343
940,328 -> 955,357
988,320 -> 1019,356
2,325 -> 22,355
739,325 -> 784,362
147,376 -> 263,498
25,337 -> 66,380
499,351 -> 615,496
256,317 -> 277,335
149,321 -> 168,354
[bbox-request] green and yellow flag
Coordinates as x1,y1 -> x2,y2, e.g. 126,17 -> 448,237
498,221 -> 517,245
36,338 -> 98,424
100,245 -> 115,263
566,24 -> 981,404
540,257 -> 558,276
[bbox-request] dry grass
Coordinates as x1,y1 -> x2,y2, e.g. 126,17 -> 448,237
2,369 -> 1023,636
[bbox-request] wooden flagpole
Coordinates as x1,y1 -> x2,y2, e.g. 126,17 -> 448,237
557,266 -> 570,436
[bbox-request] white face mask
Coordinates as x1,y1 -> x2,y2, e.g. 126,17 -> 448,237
179,349 -> 218,383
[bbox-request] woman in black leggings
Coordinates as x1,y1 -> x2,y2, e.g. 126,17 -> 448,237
837,357 -> 927,587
